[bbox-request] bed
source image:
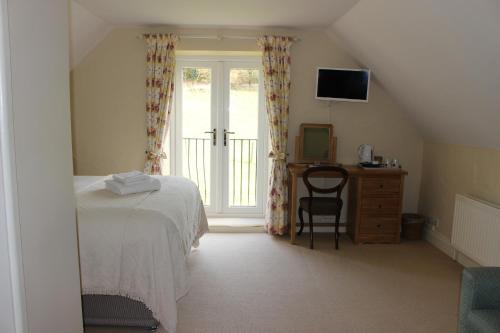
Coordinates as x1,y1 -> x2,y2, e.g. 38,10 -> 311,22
74,175 -> 209,333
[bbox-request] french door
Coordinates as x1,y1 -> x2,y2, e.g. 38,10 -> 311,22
173,57 -> 267,215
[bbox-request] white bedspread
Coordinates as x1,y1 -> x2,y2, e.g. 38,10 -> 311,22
75,175 -> 209,333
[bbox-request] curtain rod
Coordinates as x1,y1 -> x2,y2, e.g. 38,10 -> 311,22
136,34 -> 300,42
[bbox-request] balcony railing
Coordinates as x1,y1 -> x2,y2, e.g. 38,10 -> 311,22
183,138 -> 211,203
182,137 -> 258,207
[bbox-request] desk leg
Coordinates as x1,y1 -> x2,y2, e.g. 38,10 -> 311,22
289,173 -> 297,244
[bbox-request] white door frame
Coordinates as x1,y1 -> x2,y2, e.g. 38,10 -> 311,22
173,60 -> 220,213
220,60 -> 267,215
172,56 -> 268,217
0,0 -> 28,331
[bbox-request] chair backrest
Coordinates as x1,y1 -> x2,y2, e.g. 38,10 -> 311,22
302,166 -> 349,199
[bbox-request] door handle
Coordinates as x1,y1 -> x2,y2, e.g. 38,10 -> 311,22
224,129 -> 235,146
204,128 -> 217,146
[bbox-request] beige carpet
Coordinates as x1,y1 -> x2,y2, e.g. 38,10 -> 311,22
86,233 -> 463,333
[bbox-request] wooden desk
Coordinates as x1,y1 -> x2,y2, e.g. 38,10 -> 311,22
287,163 -> 408,244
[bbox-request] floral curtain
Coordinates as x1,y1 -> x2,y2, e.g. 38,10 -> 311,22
144,33 -> 179,175
257,35 -> 293,235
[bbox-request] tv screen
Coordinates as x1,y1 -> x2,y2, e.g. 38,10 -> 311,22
316,68 -> 370,102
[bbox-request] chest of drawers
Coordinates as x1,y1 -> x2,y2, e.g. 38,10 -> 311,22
286,163 -> 407,244
347,173 -> 406,244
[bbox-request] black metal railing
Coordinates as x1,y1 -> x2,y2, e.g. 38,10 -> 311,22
229,138 -> 258,207
183,138 -> 211,204
182,137 -> 258,207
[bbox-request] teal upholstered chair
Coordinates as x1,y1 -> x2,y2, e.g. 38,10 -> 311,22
459,267 -> 500,333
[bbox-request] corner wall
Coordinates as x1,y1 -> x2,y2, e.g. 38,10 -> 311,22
71,26 -> 423,212
419,143 -> 500,238
6,0 -> 83,331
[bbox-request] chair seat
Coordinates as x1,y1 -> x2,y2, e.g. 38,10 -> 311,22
299,197 -> 342,215
467,309 -> 500,333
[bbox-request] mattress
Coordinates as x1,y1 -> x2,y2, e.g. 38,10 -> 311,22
75,175 -> 209,333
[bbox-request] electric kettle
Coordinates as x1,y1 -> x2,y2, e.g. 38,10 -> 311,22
357,144 -> 374,163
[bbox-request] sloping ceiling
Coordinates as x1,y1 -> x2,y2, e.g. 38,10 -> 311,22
73,0 -> 359,27
329,0 -> 500,148
70,0 -> 113,68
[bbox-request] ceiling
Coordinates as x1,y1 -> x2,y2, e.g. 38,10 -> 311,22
330,0 -> 500,148
74,0 -> 360,27
70,1 -> 113,67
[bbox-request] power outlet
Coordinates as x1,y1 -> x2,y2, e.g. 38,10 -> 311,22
426,217 -> 440,231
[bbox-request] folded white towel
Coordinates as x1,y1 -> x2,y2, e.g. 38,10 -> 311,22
114,177 -> 152,187
105,177 -> 161,195
116,174 -> 151,184
112,171 -> 150,184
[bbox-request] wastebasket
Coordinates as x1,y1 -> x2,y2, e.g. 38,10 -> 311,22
401,213 -> 425,240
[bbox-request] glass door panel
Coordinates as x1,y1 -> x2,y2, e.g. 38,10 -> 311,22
227,68 -> 260,207
179,66 -> 214,207
222,62 -> 266,214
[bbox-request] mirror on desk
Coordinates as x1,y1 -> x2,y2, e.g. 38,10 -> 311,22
295,123 -> 337,164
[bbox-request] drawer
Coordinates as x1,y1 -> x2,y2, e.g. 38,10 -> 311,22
359,215 -> 400,234
362,178 -> 401,196
361,197 -> 401,213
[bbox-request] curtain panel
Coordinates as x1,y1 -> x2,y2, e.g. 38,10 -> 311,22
257,35 -> 293,235
144,33 -> 178,175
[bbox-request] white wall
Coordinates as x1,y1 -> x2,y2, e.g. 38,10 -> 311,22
71,27 -> 423,212
419,143 -> 500,238
0,2 -> 22,331
0,162 -> 17,332
0,3 -> 20,332
4,0 -> 84,332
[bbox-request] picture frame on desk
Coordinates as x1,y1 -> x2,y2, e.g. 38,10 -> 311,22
295,123 -> 337,164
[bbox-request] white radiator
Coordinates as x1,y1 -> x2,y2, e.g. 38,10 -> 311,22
452,194 -> 500,266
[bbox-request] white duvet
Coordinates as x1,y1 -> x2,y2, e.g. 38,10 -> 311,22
75,175 -> 209,333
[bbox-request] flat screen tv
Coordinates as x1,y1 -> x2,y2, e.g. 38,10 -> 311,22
315,67 -> 370,102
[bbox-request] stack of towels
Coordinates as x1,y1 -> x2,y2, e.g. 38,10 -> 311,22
105,171 -> 161,195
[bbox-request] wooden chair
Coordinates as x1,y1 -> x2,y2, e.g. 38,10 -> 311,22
297,166 -> 349,250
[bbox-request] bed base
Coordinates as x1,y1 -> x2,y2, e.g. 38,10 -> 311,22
82,295 -> 159,331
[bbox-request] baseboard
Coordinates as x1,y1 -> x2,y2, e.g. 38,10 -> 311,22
208,225 -> 265,233
208,216 -> 347,234
208,225 -> 347,234
298,226 -> 347,233
423,226 -> 455,258
455,252 -> 481,267
423,226 -> 480,267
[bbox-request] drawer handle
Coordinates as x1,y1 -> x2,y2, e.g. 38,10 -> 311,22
378,204 -> 382,208
379,184 -> 384,188
376,224 -> 381,228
